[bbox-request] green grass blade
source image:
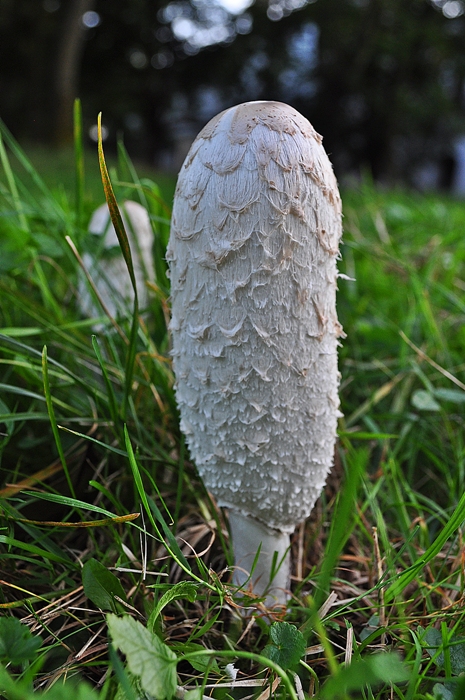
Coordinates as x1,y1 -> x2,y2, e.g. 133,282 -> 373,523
91,335 -> 121,428
0,117 -> 67,223
21,491 -> 133,519
385,488 -> 465,602
123,309 -> 139,422
97,114 -> 137,296
97,113 -> 139,419
32,256 -> 65,320
0,130 -> 29,232
41,345 -> 75,498
124,426 -> 218,590
0,535 -> 72,565
311,445 -> 369,611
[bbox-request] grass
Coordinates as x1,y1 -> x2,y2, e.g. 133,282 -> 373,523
1,104 -> 465,699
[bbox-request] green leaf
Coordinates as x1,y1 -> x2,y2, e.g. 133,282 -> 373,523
452,675 -> 465,699
107,613 -> 177,700
434,388 -> 465,404
411,389 -> 441,411
424,627 -> 465,675
433,683 -> 454,700
359,614 -> 380,642
0,665 -> 100,700
262,622 -> 306,670
148,581 -> 198,630
0,617 -> 42,665
183,690 -> 204,700
425,627 -> 445,667
321,652 -> 410,697
82,558 -> 127,613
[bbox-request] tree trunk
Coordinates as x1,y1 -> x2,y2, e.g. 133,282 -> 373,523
54,0 -> 94,145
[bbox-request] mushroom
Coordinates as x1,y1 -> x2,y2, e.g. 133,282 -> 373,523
167,101 -> 343,607
78,200 -> 155,323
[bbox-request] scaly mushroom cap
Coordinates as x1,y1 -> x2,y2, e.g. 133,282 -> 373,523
167,101 -> 343,534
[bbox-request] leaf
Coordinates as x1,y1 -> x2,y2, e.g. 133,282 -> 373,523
359,614 -> 380,642
434,388 -> 465,404
424,627 -> 465,675
321,652 -> 410,697
262,622 -> 306,670
171,642 -> 221,674
0,617 -> 42,665
411,389 -> 441,411
148,581 -> 198,630
107,613 -> 177,700
452,675 -> 465,699
433,683 -> 454,700
184,690 -> 204,700
82,558 -> 127,613
0,665 -> 100,700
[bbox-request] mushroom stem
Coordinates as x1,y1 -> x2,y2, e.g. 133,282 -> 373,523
228,510 -> 291,607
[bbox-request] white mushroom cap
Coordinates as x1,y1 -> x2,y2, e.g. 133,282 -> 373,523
168,101 -> 343,538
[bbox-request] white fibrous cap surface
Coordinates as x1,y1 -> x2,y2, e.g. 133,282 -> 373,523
167,101 -> 343,533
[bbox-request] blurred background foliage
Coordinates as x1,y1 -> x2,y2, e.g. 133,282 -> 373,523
2,0 -> 465,185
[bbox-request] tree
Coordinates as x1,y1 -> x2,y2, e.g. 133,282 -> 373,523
1,0 -> 465,181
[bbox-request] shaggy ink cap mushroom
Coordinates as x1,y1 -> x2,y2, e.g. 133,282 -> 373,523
167,101 -> 343,607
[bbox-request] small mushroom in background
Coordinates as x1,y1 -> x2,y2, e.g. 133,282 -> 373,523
78,200 -> 155,323
167,101 -> 344,608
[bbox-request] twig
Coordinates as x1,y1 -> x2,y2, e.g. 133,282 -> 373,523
400,330 -> 465,391
373,527 -> 386,646
318,590 -> 338,618
345,625 -> 354,666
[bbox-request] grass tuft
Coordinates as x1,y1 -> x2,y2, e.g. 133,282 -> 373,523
1,121 -> 465,698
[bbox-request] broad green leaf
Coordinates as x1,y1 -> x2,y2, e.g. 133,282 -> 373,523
184,690 -> 204,700
411,389 -> 440,411
424,627 -> 465,675
82,558 -> 127,613
0,617 -> 42,665
107,613 -> 177,700
425,627 -> 445,667
433,683 -> 454,700
262,622 -> 306,670
434,388 -> 465,404
148,581 -> 198,630
0,665 -> 100,700
321,652 -> 410,697
43,682 -> 101,700
452,675 -> 465,699
359,614 -> 381,642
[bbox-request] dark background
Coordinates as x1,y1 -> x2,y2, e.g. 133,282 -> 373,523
2,0 -> 465,188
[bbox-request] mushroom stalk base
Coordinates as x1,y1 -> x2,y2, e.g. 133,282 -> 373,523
228,510 -> 291,608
